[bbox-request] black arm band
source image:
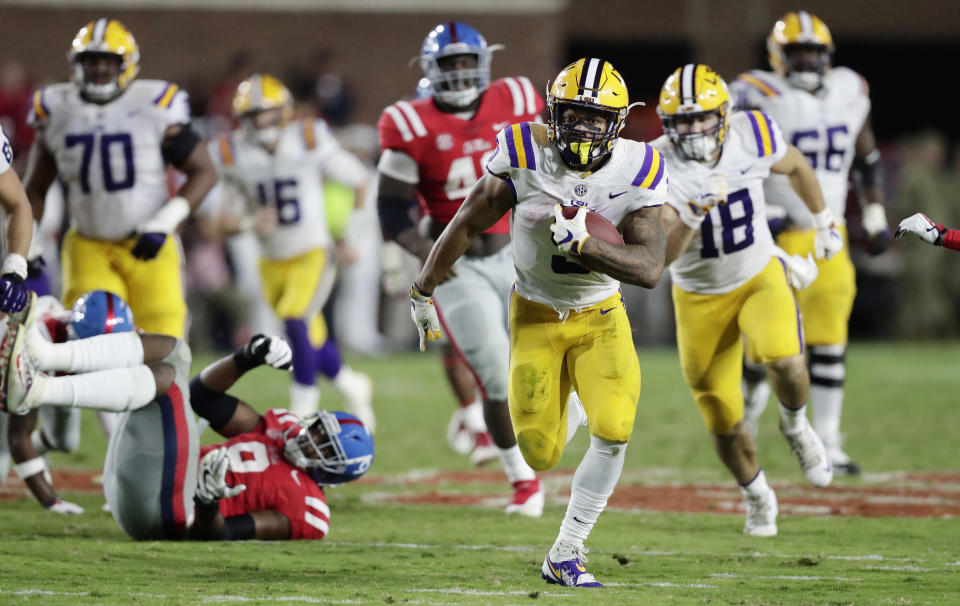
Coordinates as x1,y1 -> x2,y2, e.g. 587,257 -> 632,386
189,376 -> 240,431
221,514 -> 256,540
377,194 -> 417,241
852,149 -> 884,190
161,123 -> 202,168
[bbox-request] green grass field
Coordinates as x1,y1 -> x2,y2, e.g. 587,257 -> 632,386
2,342 -> 959,604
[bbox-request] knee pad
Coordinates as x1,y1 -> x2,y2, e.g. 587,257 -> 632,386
695,392 -> 740,435
516,429 -> 564,472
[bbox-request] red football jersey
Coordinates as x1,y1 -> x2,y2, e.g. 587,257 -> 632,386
377,77 -> 544,234
200,409 -> 330,540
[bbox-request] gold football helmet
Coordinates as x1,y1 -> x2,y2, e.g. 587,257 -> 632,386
768,11 -> 834,91
657,63 -> 730,162
69,18 -> 140,102
546,58 -> 643,169
232,74 -> 294,147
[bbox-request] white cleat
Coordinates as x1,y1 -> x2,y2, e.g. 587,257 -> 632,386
825,443 -> 861,477
741,486 -> 778,537
742,379 -> 771,439
469,431 -> 498,467
505,479 -> 544,517
780,416 -> 833,487
338,368 -> 375,433
2,294 -> 44,415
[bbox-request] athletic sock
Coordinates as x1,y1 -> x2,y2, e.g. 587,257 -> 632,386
38,366 -> 157,412
740,468 -> 771,497
315,339 -> 343,379
284,319 -> 316,386
565,391 -> 588,446
808,345 -> 846,447
552,436 -> 626,556
498,445 -> 536,483
35,332 -> 144,373
778,402 -> 806,432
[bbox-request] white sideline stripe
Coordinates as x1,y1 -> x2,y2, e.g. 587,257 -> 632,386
502,77 -> 524,116
606,582 -> 719,589
1,590 -> 374,604
411,588 -> 571,597
711,573 -> 863,582
864,565 -> 933,572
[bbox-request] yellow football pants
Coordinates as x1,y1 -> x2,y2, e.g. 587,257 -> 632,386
61,228 -> 187,338
259,248 -> 331,347
508,290 -> 641,471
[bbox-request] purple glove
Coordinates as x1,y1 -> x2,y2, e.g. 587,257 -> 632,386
865,229 -> 892,256
131,232 -> 167,261
0,272 -> 28,312
24,256 -> 51,297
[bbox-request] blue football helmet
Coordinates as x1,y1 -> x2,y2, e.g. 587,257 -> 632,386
418,21 -> 500,108
283,410 -> 374,486
68,290 -> 135,339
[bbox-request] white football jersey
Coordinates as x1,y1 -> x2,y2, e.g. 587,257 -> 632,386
486,122 -> 669,310
0,125 -> 12,174
210,120 -> 368,260
731,67 -> 871,228
653,110 -> 787,294
28,80 -> 191,241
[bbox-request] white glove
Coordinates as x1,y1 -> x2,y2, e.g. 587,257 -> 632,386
409,284 -> 441,352
196,447 -> 246,505
46,498 -> 84,515
261,335 -> 293,369
811,209 -> 844,260
862,202 -> 889,236
550,204 -> 591,255
772,246 -> 819,290
678,174 -> 728,229
895,212 -> 944,245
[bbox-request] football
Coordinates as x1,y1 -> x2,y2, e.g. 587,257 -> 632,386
560,205 -> 624,246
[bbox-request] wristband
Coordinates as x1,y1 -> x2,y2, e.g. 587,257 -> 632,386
14,456 -> 48,480
140,196 -> 191,234
810,209 -> 834,230
411,282 -> 432,298
2,253 -> 28,280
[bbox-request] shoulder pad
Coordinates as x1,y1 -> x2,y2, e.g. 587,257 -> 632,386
631,143 -> 666,189
735,71 -> 782,98
740,110 -> 781,158
149,81 -> 183,109
381,100 -> 428,143
499,77 -> 540,117
500,122 -> 539,170
216,134 -> 236,166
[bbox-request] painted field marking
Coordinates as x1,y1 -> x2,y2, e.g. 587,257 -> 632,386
711,573 -> 863,582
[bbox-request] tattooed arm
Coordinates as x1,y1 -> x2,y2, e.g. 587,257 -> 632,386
578,204 -> 666,288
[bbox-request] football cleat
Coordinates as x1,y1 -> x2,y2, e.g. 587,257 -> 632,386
741,486 -> 778,537
826,445 -> 862,477
469,431 -> 498,467
3,294 -> 46,415
542,543 -> 602,588
780,416 -> 833,487
505,479 -> 544,517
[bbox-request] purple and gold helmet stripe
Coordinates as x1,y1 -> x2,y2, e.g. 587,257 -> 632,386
153,83 -> 179,108
578,58 -> 603,93
303,121 -> 317,150
680,63 -> 697,105
632,144 -> 664,189
737,73 -> 780,97
747,110 -> 776,157
32,89 -> 50,121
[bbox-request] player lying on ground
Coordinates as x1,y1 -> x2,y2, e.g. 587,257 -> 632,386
896,213 -> 960,252
1,298 -> 373,540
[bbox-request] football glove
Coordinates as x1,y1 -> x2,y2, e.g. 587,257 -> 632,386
895,212 -> 945,245
409,284 -> 441,352
772,246 -> 819,290
132,196 -> 191,261
862,202 -> 891,255
233,334 -> 293,372
0,253 -> 28,313
550,204 -> 591,255
130,233 -> 167,260
811,209 -> 844,261
195,447 -> 246,505
766,204 -> 789,239
677,174 -> 727,229
45,498 -> 84,515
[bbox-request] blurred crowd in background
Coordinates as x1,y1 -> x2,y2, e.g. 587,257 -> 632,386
1,45 -> 957,354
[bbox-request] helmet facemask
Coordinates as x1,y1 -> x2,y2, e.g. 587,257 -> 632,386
783,43 -> 831,91
421,50 -> 491,108
661,108 -> 728,163
283,411 -> 373,485
549,100 -> 623,170
242,107 -> 288,148
73,51 -> 125,102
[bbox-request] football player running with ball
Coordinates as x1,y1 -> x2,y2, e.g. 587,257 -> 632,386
653,64 -> 836,537
731,12 -> 890,475
22,18 -> 217,339
411,58 -> 667,587
377,22 -> 548,517
1,296 -> 372,540
209,74 -> 374,429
